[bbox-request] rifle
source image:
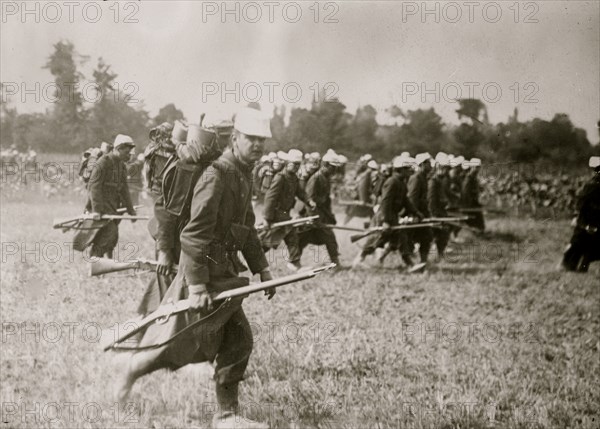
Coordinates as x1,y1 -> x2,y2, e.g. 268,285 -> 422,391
337,200 -> 374,208
89,257 -> 179,277
422,216 -> 470,223
53,205 -> 146,231
103,263 -> 336,351
324,225 -> 366,232
256,215 -> 319,231
350,222 -> 442,243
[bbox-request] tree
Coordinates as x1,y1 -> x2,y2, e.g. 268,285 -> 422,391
154,103 -> 185,126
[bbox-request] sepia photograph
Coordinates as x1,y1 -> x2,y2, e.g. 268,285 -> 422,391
1,1 -> 599,428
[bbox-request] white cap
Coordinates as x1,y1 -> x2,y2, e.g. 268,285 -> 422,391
590,156 -> 600,168
323,149 -> 342,166
367,160 -> 378,169
113,134 -> 134,149
452,155 -> 465,167
259,155 -> 269,163
462,157 -> 482,169
393,155 -> 415,169
287,149 -> 303,163
401,151 -> 410,158
337,154 -> 348,165
435,152 -> 450,166
415,152 -> 432,165
234,107 -> 272,138
360,154 -> 373,162
267,152 -> 278,161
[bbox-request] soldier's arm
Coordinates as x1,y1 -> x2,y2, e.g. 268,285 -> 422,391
380,178 -> 397,224
119,164 -> 135,214
427,180 -> 439,216
154,196 -> 177,253
242,196 -> 270,275
263,173 -> 284,222
407,174 -> 419,208
88,156 -> 107,214
179,167 -> 224,286
308,174 -> 328,206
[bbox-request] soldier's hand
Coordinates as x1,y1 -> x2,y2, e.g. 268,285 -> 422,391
156,250 -> 174,275
263,221 -> 272,230
308,200 -> 317,210
260,269 -> 276,300
188,285 -> 212,313
129,210 -> 137,223
90,212 -> 102,221
382,222 -> 391,231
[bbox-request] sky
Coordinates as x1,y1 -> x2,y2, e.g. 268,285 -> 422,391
1,1 -> 599,143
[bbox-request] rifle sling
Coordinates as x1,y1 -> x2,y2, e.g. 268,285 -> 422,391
108,297 -> 236,351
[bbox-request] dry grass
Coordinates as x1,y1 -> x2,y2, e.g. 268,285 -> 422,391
1,191 -> 598,429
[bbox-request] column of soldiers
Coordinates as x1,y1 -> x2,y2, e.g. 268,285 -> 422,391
73,108 -> 597,429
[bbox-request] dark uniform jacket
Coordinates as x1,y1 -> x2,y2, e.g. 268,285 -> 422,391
408,170 -> 431,217
576,175 -> 600,228
428,175 -> 448,216
380,172 -> 419,225
306,168 -> 336,225
263,170 -> 308,222
88,152 -> 134,215
461,172 -> 481,208
179,151 -> 269,288
356,169 -> 373,204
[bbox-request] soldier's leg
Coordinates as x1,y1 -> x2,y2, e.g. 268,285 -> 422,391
283,229 -> 302,265
320,228 -> 341,264
90,222 -> 118,258
418,228 -> 433,263
435,227 -> 451,258
214,308 -> 253,414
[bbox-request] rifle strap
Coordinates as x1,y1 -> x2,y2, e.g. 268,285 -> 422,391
108,298 -> 236,351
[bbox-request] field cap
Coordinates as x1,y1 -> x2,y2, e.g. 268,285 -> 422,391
287,149 -> 303,163
415,152 -> 432,165
113,134 -> 134,149
435,152 -> 450,166
234,107 -> 272,138
100,142 -> 112,153
360,154 -> 373,162
589,156 -> 600,168
367,160 -> 378,169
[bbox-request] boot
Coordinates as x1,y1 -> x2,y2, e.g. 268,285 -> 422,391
352,253 -> 366,269
213,383 -> 268,429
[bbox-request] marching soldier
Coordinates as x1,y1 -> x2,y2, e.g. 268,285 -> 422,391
298,152 -> 321,192
408,153 -> 433,263
297,150 -> 343,268
353,156 -> 424,271
461,158 -> 485,232
115,108 -> 274,429
143,121 -> 178,202
259,149 -> 315,271
87,135 -> 136,258
126,150 -> 144,205
428,153 -> 452,258
561,156 -> 600,272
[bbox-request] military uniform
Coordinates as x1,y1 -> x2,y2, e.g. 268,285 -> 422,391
408,169 -> 432,262
428,174 -> 451,257
144,142 -> 176,202
126,157 -> 144,205
87,152 -> 135,257
562,173 -> 600,272
359,170 -> 418,266
298,167 -> 340,264
461,170 -> 485,231
259,168 -> 309,264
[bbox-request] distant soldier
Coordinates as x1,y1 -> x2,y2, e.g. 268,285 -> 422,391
428,153 -> 452,258
408,153 -> 433,263
561,156 -> 600,272
343,159 -> 378,224
297,150 -> 343,268
143,121 -> 177,202
372,162 -> 392,204
461,158 -> 485,232
260,149 -> 315,271
298,152 -> 321,192
447,155 -> 465,241
258,152 -> 282,196
126,151 -> 144,205
87,135 -> 136,258
353,156 -> 424,271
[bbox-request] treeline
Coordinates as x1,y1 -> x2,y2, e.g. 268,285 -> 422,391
1,40 -> 598,168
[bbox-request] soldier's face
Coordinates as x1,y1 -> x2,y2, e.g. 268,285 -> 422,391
233,132 -> 265,164
116,146 -> 133,162
287,162 -> 300,173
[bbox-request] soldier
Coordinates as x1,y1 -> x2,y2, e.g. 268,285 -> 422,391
461,158 -> 485,232
115,108 -> 274,429
353,156 -> 425,271
297,150 -> 343,268
343,159 -> 378,224
258,152 -> 281,197
87,135 -> 136,258
372,162 -> 392,204
298,152 -> 321,192
260,149 -> 315,272
143,121 -> 178,202
408,153 -> 433,263
561,156 -> 600,272
428,153 -> 452,258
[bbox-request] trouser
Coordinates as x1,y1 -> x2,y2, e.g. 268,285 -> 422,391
410,228 -> 433,262
466,212 -> 485,232
260,226 -> 302,263
298,227 -> 340,263
90,221 -> 118,257
361,230 -> 413,265
432,226 -> 451,257
562,227 -> 600,272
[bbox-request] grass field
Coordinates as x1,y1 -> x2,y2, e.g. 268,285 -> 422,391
1,189 -> 599,428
